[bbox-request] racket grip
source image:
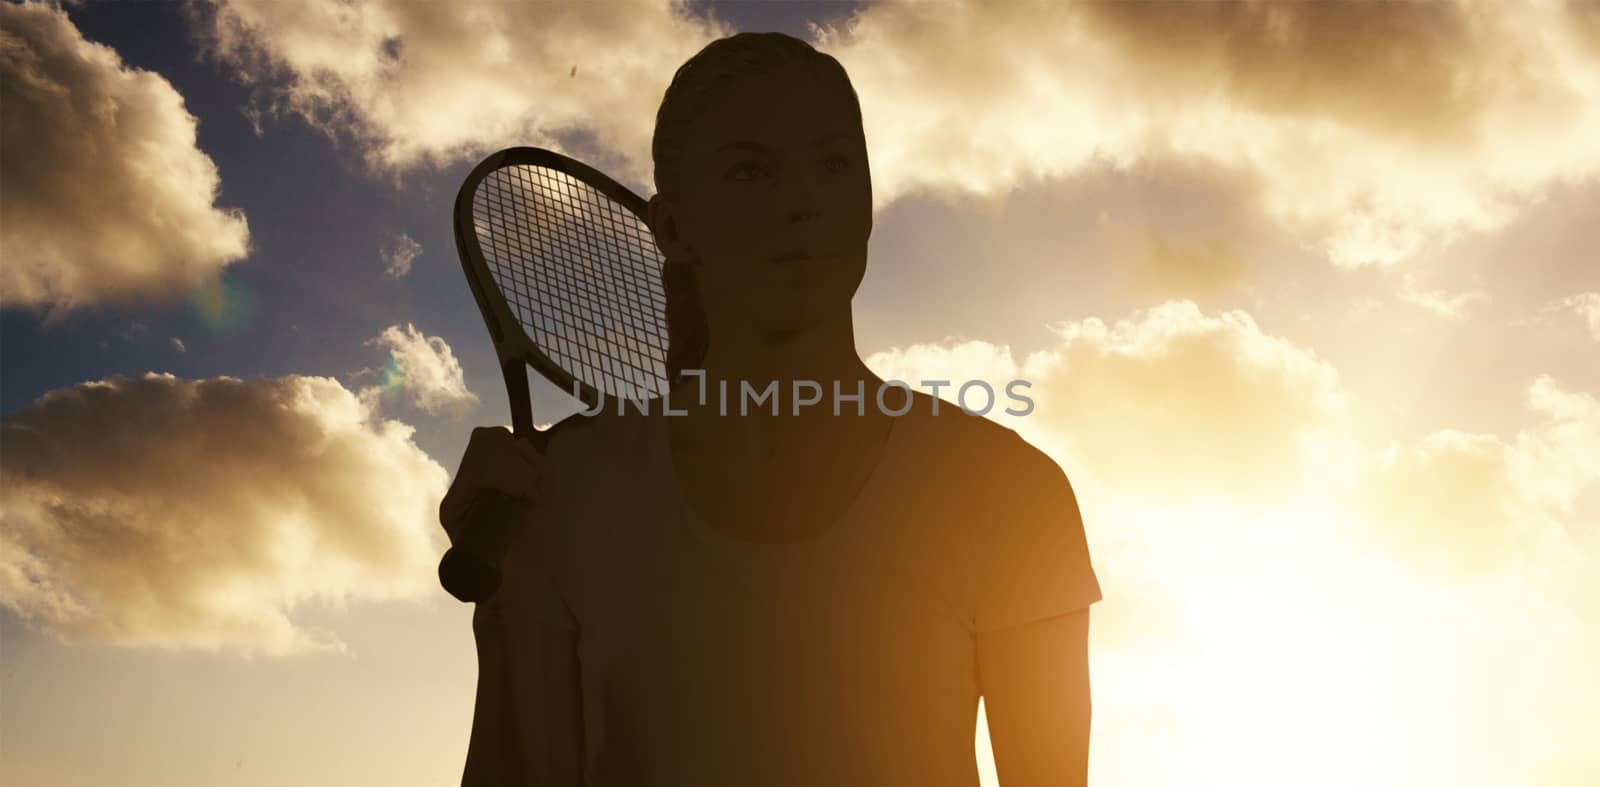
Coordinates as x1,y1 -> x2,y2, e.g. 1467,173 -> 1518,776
438,489 -> 529,603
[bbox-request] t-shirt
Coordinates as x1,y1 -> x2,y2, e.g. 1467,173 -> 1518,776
481,392 -> 1102,786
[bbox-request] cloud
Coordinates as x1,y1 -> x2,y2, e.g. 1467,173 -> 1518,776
191,0 -> 732,189
1397,272 -> 1491,319
191,1 -> 1597,271
1346,373 -> 1600,620
0,373 -> 450,656
866,338 -> 1032,403
1359,430 -> 1532,574
1513,376 -> 1600,516
1092,154 -> 1266,300
380,232 -> 421,278
1104,218 -> 1250,299
811,0 -> 1600,268
171,337 -> 187,353
864,301 -> 1597,578
866,307 -> 1599,786
0,2 -> 250,319
1547,291 -> 1600,340
865,303 -> 1350,654
871,300 -> 1354,507
356,323 -> 479,419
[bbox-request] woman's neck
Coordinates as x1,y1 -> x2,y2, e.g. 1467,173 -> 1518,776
691,314 -> 878,402
666,313 -> 890,461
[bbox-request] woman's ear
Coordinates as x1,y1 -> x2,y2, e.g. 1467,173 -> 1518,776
648,194 -> 698,265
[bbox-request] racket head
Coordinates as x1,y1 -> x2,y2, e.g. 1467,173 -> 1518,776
453,147 -> 672,435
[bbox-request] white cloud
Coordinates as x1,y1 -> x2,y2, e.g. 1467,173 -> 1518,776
381,232 -> 421,278
1398,280 -> 1491,319
866,339 -> 1031,403
871,300 -> 1355,507
357,323 -> 479,419
1548,291 -> 1600,340
0,2 -> 250,319
171,337 -> 187,353
0,373 -> 451,656
192,0 -> 732,190
1514,375 -> 1600,515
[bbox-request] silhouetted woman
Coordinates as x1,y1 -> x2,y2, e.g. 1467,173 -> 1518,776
444,31 -> 1102,787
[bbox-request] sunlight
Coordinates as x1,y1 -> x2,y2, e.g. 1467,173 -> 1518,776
1073,497 -> 1583,787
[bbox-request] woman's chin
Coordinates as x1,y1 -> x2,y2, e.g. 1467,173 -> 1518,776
748,302 -> 837,345
756,313 -> 825,345
725,285 -> 853,346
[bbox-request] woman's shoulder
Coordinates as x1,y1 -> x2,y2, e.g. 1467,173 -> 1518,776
896,390 -> 1067,493
900,389 -> 1048,455
541,404 -> 652,468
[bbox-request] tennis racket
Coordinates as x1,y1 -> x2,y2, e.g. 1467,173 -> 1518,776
439,147 -> 673,603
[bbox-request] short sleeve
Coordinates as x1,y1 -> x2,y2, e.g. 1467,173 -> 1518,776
972,434 -> 1102,634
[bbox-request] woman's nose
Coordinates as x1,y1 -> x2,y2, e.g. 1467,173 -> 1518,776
777,166 -> 826,224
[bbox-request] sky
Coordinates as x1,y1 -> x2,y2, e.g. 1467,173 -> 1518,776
1,0 -> 1597,785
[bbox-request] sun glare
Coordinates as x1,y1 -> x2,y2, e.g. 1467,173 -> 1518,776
1040,496 -> 1592,787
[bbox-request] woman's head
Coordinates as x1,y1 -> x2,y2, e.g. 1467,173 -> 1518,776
649,32 -> 872,379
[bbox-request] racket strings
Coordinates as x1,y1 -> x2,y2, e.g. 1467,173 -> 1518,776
472,164 -> 671,401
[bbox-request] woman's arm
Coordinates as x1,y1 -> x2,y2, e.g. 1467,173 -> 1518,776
462,596 -> 584,786
975,607 -> 1092,787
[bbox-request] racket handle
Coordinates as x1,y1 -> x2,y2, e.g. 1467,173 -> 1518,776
438,489 -> 529,603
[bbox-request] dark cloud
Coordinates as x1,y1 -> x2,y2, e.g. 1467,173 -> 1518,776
815,0 -> 1600,266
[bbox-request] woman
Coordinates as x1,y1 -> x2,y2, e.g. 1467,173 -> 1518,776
442,32 -> 1102,787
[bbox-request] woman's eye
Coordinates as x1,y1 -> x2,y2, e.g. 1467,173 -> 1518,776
725,161 -> 769,181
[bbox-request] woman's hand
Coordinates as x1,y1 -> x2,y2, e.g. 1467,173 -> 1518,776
437,425 -> 551,602
439,425 -> 546,544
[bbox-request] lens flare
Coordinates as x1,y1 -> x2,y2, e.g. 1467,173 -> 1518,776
191,274 -> 255,335
377,355 -> 408,398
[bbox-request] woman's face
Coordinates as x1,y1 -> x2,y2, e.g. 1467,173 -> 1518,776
653,64 -> 873,344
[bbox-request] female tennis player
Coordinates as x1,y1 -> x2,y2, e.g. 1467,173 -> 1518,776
442,31 -> 1102,787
